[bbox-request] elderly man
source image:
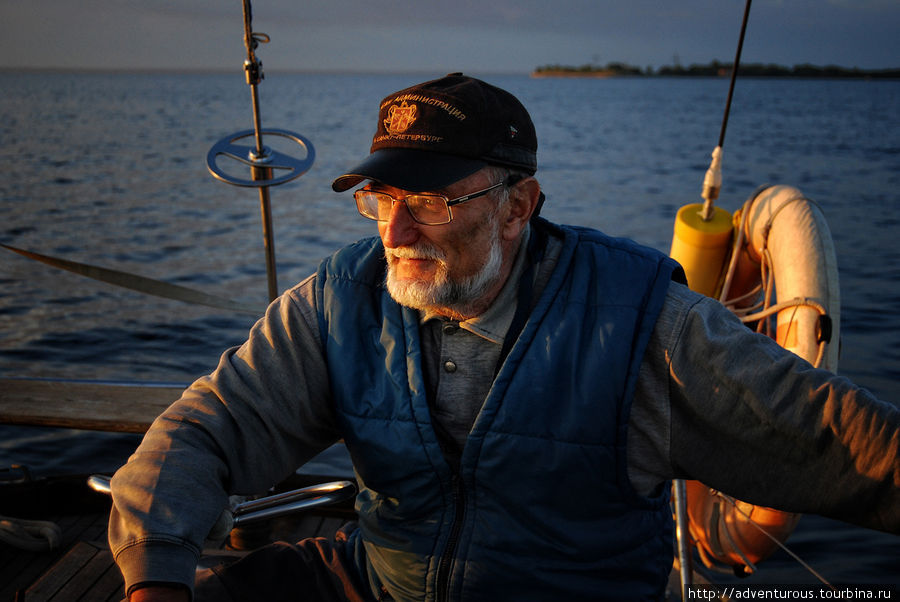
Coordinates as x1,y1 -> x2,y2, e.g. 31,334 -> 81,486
110,74 -> 899,601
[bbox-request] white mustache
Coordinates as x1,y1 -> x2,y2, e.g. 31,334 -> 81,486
385,244 -> 446,263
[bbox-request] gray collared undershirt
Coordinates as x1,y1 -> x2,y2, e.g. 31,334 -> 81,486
417,226 -> 542,467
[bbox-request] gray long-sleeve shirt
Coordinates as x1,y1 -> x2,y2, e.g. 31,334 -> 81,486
109,227 -> 900,593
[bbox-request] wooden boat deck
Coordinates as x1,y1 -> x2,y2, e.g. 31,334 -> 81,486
0,378 -> 167,599
1,473 -> 117,602
0,379 -> 358,600
12,542 -> 122,602
2,509 -> 115,601
1,473 -> 355,601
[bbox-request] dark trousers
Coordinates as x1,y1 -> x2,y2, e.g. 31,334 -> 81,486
194,523 -> 380,602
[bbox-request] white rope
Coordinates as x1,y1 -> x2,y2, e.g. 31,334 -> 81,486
723,283 -> 763,310
718,192 -> 752,304
737,296 -> 828,324
736,297 -> 828,368
0,515 -> 62,551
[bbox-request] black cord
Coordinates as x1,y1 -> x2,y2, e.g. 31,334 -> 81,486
718,0 -> 753,149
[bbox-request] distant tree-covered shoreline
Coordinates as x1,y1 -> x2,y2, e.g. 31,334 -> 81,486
533,61 -> 900,79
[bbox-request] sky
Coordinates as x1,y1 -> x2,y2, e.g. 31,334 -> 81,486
1,0 -> 898,74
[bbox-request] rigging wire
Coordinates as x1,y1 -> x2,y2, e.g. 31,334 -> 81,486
714,492 -> 835,590
700,0 -> 753,220
718,0 -> 753,150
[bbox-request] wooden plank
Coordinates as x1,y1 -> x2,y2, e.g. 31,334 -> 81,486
62,512 -> 110,552
49,544 -> 117,601
24,541 -> 99,601
0,379 -> 184,433
82,514 -> 111,547
91,562 -> 126,602
0,544 -> 37,601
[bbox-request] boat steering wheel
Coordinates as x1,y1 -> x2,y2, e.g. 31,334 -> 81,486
207,128 -> 315,188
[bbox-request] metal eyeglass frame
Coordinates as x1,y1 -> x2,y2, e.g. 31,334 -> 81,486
354,180 -> 507,225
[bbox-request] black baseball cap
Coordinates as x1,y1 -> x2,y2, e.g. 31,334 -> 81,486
332,73 -> 538,193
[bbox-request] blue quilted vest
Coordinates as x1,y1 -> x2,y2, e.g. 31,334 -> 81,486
314,219 -> 681,601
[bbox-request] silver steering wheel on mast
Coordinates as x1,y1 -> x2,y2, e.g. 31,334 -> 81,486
207,128 -> 315,188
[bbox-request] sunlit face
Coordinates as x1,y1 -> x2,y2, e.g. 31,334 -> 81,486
375,169 -> 508,318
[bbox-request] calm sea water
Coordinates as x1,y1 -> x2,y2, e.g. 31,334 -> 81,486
1,72 -> 898,584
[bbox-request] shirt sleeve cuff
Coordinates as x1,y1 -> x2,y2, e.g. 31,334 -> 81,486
114,539 -> 200,596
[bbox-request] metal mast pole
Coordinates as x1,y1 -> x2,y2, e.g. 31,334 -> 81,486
242,0 -> 278,301
206,2 -> 314,306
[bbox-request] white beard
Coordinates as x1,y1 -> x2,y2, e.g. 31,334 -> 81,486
385,231 -> 503,316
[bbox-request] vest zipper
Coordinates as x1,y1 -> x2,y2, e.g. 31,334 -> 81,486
436,473 -> 465,602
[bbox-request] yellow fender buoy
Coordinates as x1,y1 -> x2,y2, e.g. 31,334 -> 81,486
670,203 -> 733,297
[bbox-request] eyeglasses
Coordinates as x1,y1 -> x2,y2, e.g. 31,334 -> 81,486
354,181 -> 506,226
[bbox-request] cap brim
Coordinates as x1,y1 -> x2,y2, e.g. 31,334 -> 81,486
331,148 -> 487,193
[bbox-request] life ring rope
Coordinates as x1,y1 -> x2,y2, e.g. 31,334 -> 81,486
718,189 -> 756,304
735,297 -> 829,368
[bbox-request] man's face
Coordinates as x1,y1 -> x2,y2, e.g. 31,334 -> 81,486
373,169 -> 507,318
